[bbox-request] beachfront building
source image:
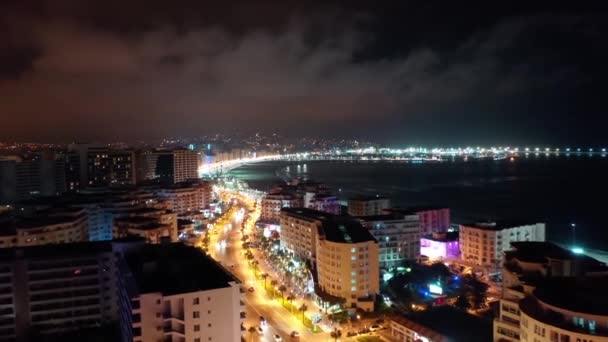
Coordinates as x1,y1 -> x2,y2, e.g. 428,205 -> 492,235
347,196 -> 391,217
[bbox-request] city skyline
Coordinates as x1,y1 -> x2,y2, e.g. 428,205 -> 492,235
1,2 -> 607,145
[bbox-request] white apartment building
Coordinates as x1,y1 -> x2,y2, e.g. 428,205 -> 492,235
126,244 -> 243,342
459,222 -> 545,269
358,212 -> 420,269
261,193 -> 302,223
156,182 -> 212,214
316,220 -> 379,311
347,196 -> 391,217
279,208 -> 328,261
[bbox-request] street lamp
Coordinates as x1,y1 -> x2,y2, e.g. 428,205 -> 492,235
571,223 -> 576,248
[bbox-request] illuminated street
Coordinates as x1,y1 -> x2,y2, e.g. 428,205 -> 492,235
206,190 -> 387,341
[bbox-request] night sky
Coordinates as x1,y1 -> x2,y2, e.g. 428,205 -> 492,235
1,1 -> 607,145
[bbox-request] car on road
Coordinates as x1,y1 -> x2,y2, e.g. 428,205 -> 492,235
358,328 -> 370,334
369,324 -> 382,331
248,287 -> 255,292
256,326 -> 263,334
290,331 -> 300,338
273,334 -> 282,341
346,331 -> 357,337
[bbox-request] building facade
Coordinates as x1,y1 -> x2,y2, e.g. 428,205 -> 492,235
358,212 -> 421,269
459,222 -> 546,269
316,220 -> 379,311
413,207 -> 450,235
261,193 -> 303,223
420,232 -> 460,261
279,208 -> 327,262
156,182 -> 212,214
347,196 -> 391,217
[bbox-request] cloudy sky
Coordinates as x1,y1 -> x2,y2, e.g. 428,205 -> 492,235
1,1 -> 607,145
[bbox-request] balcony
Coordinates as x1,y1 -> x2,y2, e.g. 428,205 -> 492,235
163,322 -> 185,336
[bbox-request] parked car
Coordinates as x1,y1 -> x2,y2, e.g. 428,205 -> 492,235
274,334 -> 282,341
290,331 -> 300,338
256,326 -> 263,334
370,324 -> 382,331
347,331 -> 358,337
248,287 -> 255,292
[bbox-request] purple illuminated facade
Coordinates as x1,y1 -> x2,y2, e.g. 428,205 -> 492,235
420,232 -> 460,260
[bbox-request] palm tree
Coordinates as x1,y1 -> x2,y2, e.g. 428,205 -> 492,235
286,294 -> 295,312
330,327 -> 342,342
270,279 -> 278,298
261,273 -> 269,289
298,303 -> 308,322
278,285 -> 287,303
247,326 -> 256,342
251,260 -> 259,276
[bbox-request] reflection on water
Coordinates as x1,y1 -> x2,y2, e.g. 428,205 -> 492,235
229,156 -> 608,250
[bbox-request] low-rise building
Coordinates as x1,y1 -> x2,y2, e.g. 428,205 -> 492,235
358,212 -> 420,269
407,206 -> 451,235
14,208 -> 88,247
420,231 -> 460,261
316,218 -> 379,311
347,196 -> 390,217
261,192 -> 302,223
390,306 -> 492,342
459,221 -> 546,270
156,181 -> 212,214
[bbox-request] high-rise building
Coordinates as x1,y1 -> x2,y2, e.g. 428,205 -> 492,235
67,144 -> 136,188
347,196 -> 391,217
0,240 -> 243,342
316,219 -> 379,311
124,243 -> 243,342
459,221 -> 545,269
358,212 -> 421,269
0,153 -> 66,204
141,149 -> 199,184
0,242 -> 122,341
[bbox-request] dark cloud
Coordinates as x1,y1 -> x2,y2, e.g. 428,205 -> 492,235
0,2 -> 606,144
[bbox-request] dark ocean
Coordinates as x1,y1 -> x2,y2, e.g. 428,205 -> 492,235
228,155 -> 608,253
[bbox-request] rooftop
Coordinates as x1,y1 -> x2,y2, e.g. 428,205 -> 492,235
280,207 -> 334,222
0,240 -> 116,260
320,218 -> 376,244
461,221 -> 543,231
422,231 -> 459,242
506,241 -> 604,264
532,277 -> 608,316
15,215 -> 85,230
348,195 -> 389,201
126,243 -> 239,296
391,306 -> 492,342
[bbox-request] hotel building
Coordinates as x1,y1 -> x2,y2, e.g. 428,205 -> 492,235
156,181 -> 212,214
